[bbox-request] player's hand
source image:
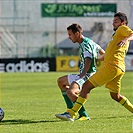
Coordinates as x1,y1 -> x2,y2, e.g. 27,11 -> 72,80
117,39 -> 127,46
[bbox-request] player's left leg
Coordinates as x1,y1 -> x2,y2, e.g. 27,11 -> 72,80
57,80 -> 94,121
110,92 -> 133,113
67,82 -> 90,120
106,70 -> 133,113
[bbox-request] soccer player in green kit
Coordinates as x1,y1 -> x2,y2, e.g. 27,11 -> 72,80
55,23 -> 105,121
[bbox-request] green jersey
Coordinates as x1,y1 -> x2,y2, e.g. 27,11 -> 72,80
79,37 -> 102,75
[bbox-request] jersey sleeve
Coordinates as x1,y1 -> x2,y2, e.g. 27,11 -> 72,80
83,43 -> 93,59
83,51 -> 92,59
117,26 -> 133,37
95,43 -> 102,51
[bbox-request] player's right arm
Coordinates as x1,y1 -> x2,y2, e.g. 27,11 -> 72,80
79,57 -> 92,78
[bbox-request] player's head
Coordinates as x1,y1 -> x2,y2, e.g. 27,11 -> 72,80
113,12 -> 128,31
67,23 -> 83,43
67,23 -> 83,34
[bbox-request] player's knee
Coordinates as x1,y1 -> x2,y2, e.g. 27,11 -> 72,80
57,77 -> 61,84
58,76 -> 65,85
57,77 -> 64,89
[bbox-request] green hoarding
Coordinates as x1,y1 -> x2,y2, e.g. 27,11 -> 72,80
41,3 -> 117,17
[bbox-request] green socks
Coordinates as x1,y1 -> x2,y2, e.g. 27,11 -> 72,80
62,91 -> 88,117
62,91 -> 74,109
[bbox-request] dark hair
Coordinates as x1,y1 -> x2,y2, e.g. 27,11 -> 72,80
67,23 -> 83,33
114,12 -> 128,25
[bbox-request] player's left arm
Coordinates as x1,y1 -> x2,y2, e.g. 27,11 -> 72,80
95,43 -> 105,61
117,33 -> 133,46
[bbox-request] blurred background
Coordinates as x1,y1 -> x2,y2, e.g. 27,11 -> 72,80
0,0 -> 133,72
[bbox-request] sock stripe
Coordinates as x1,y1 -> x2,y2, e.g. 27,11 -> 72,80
76,101 -> 83,106
122,99 -> 127,106
71,102 -> 83,113
71,108 -> 77,113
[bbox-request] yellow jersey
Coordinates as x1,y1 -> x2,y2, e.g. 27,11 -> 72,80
104,25 -> 133,72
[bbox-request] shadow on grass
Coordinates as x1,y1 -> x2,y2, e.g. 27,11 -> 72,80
0,119 -> 62,125
92,115 -> 132,120
1,115 -> 132,125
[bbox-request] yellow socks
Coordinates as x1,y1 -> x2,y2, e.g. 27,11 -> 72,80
68,96 -> 87,118
119,96 -> 133,113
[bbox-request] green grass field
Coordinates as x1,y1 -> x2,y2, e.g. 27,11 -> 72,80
0,72 -> 133,133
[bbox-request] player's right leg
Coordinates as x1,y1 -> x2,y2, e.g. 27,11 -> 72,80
57,75 -> 74,110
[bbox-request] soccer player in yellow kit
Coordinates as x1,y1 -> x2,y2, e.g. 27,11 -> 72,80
56,12 -> 133,121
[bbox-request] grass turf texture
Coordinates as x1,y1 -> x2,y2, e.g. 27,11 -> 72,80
0,72 -> 133,133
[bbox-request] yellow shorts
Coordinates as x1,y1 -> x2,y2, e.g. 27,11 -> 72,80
89,63 -> 124,93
